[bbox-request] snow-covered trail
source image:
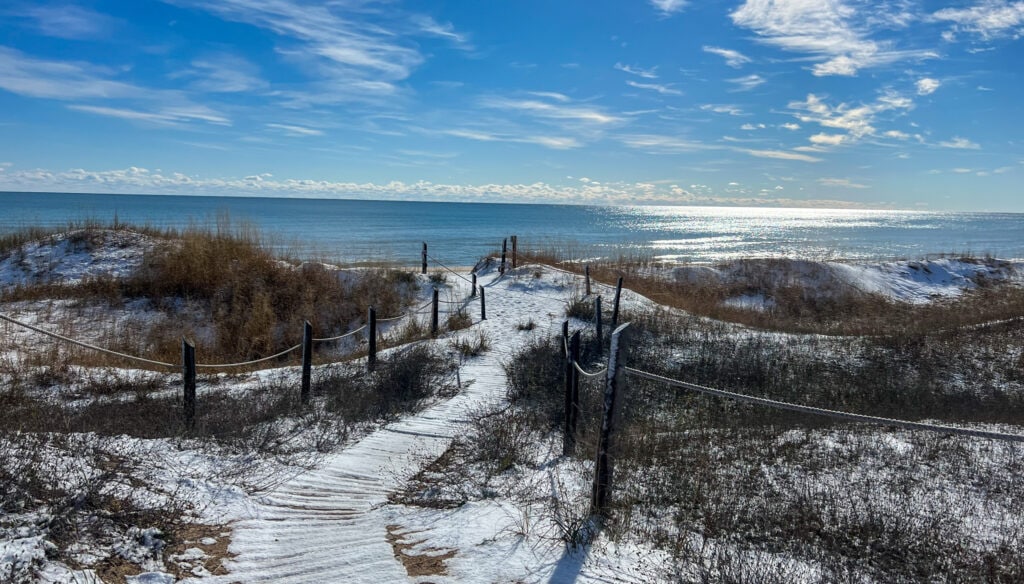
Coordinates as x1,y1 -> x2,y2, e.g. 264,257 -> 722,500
208,266 -> 574,584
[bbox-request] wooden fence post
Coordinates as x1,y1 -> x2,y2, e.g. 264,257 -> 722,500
585,265 -> 592,296
500,238 -> 507,274
301,320 -> 313,403
511,235 -> 518,269
611,276 -> 624,328
182,338 -> 196,430
367,307 -> 377,370
563,328 -> 582,457
591,323 -> 630,516
595,296 -> 603,348
480,287 -> 486,320
569,331 -> 581,447
562,321 -> 573,456
431,288 -> 439,336
471,273 -> 477,297
422,242 -> 428,275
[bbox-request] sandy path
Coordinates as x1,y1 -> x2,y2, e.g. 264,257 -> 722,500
210,267 -> 571,584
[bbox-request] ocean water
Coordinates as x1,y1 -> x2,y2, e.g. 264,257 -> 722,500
2,191 -> 1023,266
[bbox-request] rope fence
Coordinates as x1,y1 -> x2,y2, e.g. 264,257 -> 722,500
624,367 -> 1024,443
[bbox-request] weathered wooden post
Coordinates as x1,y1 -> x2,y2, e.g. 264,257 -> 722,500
569,331 -> 581,444
595,296 -> 603,348
562,328 -> 582,456
585,265 -> 592,296
480,287 -> 486,320
611,276 -> 624,328
301,320 -> 313,403
421,242 -> 428,275
562,321 -> 573,456
591,323 -> 630,516
500,238 -> 507,274
511,235 -> 518,269
182,338 -> 196,430
471,273 -> 477,298
431,288 -> 440,336
561,319 -> 569,355
367,306 -> 377,370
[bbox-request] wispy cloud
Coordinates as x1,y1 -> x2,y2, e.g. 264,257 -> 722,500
939,136 -> 981,149
703,46 -> 752,68
0,47 -> 142,100
166,0 -> 466,103
780,123 -> 801,131
443,128 -> 581,150
743,148 -> 822,162
731,0 -> 936,76
626,80 -> 683,95
740,123 -> 766,130
68,104 -> 231,126
177,54 -> 266,93
931,1 -> 1024,40
728,74 -> 765,91
22,4 -> 118,40
700,104 -> 745,116
0,47 -> 231,127
818,177 -> 868,188
916,77 -> 941,95
650,0 -> 688,16
266,123 -> 323,136
620,134 -> 713,153
410,15 -> 473,49
614,63 -> 658,79
481,96 -> 621,125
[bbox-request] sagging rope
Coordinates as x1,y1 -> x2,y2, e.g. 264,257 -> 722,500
0,312 -> 176,369
574,361 -> 607,379
425,253 -> 474,284
624,367 -> 1024,443
195,344 -> 303,370
313,324 -> 367,343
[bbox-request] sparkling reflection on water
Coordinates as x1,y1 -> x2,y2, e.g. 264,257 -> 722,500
0,193 -> 1021,265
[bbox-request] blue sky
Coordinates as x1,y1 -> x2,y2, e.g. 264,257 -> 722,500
0,0 -> 1022,210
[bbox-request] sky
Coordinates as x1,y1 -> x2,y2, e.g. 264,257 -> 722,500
0,0 -> 1022,211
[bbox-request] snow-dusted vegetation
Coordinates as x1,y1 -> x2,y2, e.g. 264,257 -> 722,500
2,225 -> 1023,582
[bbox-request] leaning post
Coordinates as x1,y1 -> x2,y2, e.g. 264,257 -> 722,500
595,296 -> 603,348
591,323 -> 630,516
422,242 -> 428,275
585,265 -> 592,296
511,235 -> 518,269
480,287 -> 487,320
471,273 -> 477,298
301,320 -> 313,403
182,338 -> 196,430
367,307 -> 377,370
500,238 -> 508,274
611,276 -> 624,328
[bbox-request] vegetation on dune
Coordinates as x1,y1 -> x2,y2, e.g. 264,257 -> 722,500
520,244 -> 1024,336
0,219 -> 419,364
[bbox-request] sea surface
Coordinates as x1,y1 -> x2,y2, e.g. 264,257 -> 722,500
2,191 -> 1023,266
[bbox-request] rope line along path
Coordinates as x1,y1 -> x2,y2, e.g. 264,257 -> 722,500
625,367 -> 1024,443
425,252 -> 474,284
0,312 -> 177,369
